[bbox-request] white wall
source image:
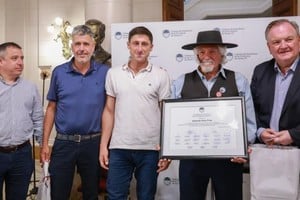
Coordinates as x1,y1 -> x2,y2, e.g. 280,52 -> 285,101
38,0 -> 85,67
132,0 -> 162,22
0,0 -> 5,43
1,0 -> 41,87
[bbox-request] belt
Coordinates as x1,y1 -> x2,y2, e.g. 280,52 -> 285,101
56,133 -> 100,142
0,140 -> 30,153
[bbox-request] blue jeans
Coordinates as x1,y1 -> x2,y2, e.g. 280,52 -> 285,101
0,142 -> 33,200
49,137 -> 100,200
107,149 -> 159,200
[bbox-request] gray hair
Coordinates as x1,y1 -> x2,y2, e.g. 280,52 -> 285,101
193,45 -> 227,65
265,19 -> 299,40
72,25 -> 95,40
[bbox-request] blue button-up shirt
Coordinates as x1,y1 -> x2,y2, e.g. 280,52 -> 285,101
172,67 -> 257,143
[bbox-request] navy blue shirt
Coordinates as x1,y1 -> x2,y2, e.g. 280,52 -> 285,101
47,58 -> 109,135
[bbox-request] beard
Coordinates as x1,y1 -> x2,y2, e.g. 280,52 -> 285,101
199,60 -> 214,73
200,65 -> 214,73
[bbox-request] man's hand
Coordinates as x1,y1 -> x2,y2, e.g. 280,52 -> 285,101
40,145 -> 50,164
230,147 -> 252,164
99,146 -> 109,170
273,130 -> 293,145
157,158 -> 172,172
260,128 -> 277,145
231,157 -> 248,164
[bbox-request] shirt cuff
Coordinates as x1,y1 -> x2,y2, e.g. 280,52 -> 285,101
256,127 -> 265,143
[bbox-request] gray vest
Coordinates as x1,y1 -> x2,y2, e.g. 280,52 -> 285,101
181,69 -> 239,98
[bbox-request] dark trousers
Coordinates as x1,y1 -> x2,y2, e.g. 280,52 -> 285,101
179,159 -> 243,200
49,137 -> 100,200
0,143 -> 34,200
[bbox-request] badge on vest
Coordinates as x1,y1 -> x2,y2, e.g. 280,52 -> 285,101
216,87 -> 226,97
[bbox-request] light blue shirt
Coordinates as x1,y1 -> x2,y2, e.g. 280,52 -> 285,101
0,77 -> 43,146
172,67 -> 257,143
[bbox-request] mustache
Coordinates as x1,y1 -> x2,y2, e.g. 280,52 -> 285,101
199,60 -> 214,66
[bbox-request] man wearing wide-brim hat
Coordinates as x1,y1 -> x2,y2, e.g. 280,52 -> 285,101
172,30 -> 257,200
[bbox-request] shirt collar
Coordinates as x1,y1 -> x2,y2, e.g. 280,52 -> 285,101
122,62 -> 153,72
0,74 -> 21,85
274,56 -> 299,73
66,57 -> 96,73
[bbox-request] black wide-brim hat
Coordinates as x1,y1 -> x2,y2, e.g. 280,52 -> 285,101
182,30 -> 238,50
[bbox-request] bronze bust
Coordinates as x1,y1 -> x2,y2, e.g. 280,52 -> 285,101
85,19 -> 111,66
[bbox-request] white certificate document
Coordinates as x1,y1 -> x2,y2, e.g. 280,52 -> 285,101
160,97 -> 248,159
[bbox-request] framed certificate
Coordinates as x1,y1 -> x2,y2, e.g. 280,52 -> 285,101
160,96 -> 248,159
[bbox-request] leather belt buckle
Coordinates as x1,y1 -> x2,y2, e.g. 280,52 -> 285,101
4,146 -> 18,153
10,146 -> 18,152
0,140 -> 29,153
74,135 -> 81,142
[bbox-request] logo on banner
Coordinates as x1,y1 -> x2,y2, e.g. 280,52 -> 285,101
163,176 -> 179,186
199,107 -> 204,113
176,54 -> 184,62
162,29 -> 171,38
163,177 -> 171,185
114,32 -> 122,40
226,52 -> 234,61
175,54 -> 195,63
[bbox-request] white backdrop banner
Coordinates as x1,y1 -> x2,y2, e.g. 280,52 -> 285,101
111,16 -> 300,200
111,16 -> 300,82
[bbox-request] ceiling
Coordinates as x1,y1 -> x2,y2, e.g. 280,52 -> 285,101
184,0 -> 272,20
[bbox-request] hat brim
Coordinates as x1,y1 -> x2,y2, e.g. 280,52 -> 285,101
182,42 -> 238,50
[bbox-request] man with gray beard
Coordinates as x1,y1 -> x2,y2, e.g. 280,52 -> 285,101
172,30 -> 257,200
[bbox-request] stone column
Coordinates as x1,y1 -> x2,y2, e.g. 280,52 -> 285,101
84,0 -> 132,52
